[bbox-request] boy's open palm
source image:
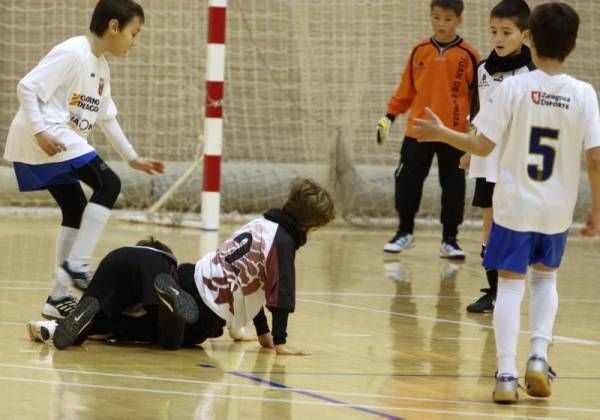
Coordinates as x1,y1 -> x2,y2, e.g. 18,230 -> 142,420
413,107 -> 443,141
35,131 -> 66,156
129,157 -> 165,175
275,344 -> 312,356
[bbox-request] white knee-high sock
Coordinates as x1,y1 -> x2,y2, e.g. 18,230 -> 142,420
66,203 -> 111,271
528,269 -> 558,360
50,226 -> 78,299
494,278 -> 526,377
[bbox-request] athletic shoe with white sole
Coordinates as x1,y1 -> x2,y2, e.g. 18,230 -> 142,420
41,295 -> 78,320
53,297 -> 100,350
60,260 -> 93,291
525,356 -> 556,398
440,239 -> 466,260
383,232 -> 415,253
154,273 -> 199,324
27,320 -> 57,343
493,373 -> 519,403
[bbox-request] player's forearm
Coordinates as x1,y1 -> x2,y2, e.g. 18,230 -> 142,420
269,307 -> 289,345
97,117 -> 138,162
438,126 -> 493,157
587,147 -> 600,211
17,82 -> 48,135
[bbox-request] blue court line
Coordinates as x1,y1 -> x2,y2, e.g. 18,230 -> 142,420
198,364 -> 403,419
229,371 -> 600,380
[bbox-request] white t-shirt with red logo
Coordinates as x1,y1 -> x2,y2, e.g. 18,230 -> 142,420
473,70 -> 600,234
4,36 -> 118,164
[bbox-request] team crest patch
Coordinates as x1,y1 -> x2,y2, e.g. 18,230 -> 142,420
531,91 -> 541,104
98,78 -> 105,95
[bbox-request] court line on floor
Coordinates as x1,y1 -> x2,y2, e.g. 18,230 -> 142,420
0,363 -> 594,415
297,291 -> 600,303
0,374 -> 558,419
202,365 -> 402,419
297,298 -> 600,346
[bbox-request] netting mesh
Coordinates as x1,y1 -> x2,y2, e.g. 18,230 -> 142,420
1,0 -> 598,224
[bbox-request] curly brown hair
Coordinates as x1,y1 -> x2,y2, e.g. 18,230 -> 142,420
282,178 -> 335,229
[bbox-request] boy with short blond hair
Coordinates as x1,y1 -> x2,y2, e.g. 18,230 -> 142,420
377,0 -> 479,259
414,2 -> 600,403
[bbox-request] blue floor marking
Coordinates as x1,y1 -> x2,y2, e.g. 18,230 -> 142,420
198,364 -> 404,419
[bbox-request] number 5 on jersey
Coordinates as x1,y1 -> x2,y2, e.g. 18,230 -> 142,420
528,127 -> 559,182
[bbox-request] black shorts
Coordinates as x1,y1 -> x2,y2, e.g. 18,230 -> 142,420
472,178 -> 495,208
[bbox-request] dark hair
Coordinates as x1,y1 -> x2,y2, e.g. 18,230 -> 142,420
282,178 -> 335,229
491,0 -> 531,31
136,236 -> 174,255
430,0 -> 464,17
529,2 -> 579,62
89,0 -> 145,37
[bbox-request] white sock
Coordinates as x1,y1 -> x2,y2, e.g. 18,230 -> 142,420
528,269 -> 558,361
66,202 -> 111,272
50,226 -> 78,299
494,277 -> 526,377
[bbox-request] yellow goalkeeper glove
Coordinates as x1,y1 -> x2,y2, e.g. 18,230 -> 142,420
376,116 -> 392,145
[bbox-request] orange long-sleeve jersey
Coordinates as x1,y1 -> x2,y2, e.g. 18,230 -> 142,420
387,36 -> 480,138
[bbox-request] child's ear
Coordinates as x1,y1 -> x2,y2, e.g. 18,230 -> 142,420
108,18 -> 120,34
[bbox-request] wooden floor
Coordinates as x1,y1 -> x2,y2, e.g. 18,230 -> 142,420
1,215 -> 599,419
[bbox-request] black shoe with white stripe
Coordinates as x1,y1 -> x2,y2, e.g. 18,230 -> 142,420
42,295 -> 78,320
60,261 -> 93,291
53,297 -> 100,350
440,238 -> 466,260
154,274 -> 199,324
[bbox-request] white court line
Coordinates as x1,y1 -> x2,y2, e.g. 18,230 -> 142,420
0,363 -> 597,414
297,291 -> 600,303
0,287 -> 50,290
298,298 -> 600,346
0,374 -> 562,419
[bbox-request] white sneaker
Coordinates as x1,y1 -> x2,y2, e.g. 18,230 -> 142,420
27,320 -> 57,343
440,239 -> 466,260
383,233 -> 415,253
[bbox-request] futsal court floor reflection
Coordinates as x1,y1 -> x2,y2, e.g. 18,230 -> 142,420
0,215 -> 599,419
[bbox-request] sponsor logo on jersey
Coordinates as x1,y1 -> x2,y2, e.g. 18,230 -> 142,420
69,93 -> 100,112
531,91 -> 570,109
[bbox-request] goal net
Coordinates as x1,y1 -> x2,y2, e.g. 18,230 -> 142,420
1,0 -> 598,226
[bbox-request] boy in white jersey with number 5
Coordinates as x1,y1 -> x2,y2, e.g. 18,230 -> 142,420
413,2 -> 600,403
3,0 -> 164,320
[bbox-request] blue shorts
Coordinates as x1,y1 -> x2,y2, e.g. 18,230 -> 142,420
13,151 -> 97,192
483,223 -> 568,274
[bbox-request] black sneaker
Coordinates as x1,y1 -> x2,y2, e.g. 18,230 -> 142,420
154,274 -> 199,324
41,295 -> 78,320
53,297 -> 100,350
466,288 -> 496,313
60,261 -> 93,291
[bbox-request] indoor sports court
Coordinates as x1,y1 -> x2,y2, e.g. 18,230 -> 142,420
0,217 -> 599,418
1,0 -> 599,419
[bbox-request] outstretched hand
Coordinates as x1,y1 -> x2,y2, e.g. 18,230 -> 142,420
274,344 -> 312,356
258,333 -> 274,349
581,209 -> 600,237
129,157 -> 165,175
413,107 -> 444,142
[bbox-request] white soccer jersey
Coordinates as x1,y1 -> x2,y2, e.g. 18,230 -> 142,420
4,36 -> 117,164
474,70 -> 600,234
469,62 -> 532,182
194,217 -> 297,329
